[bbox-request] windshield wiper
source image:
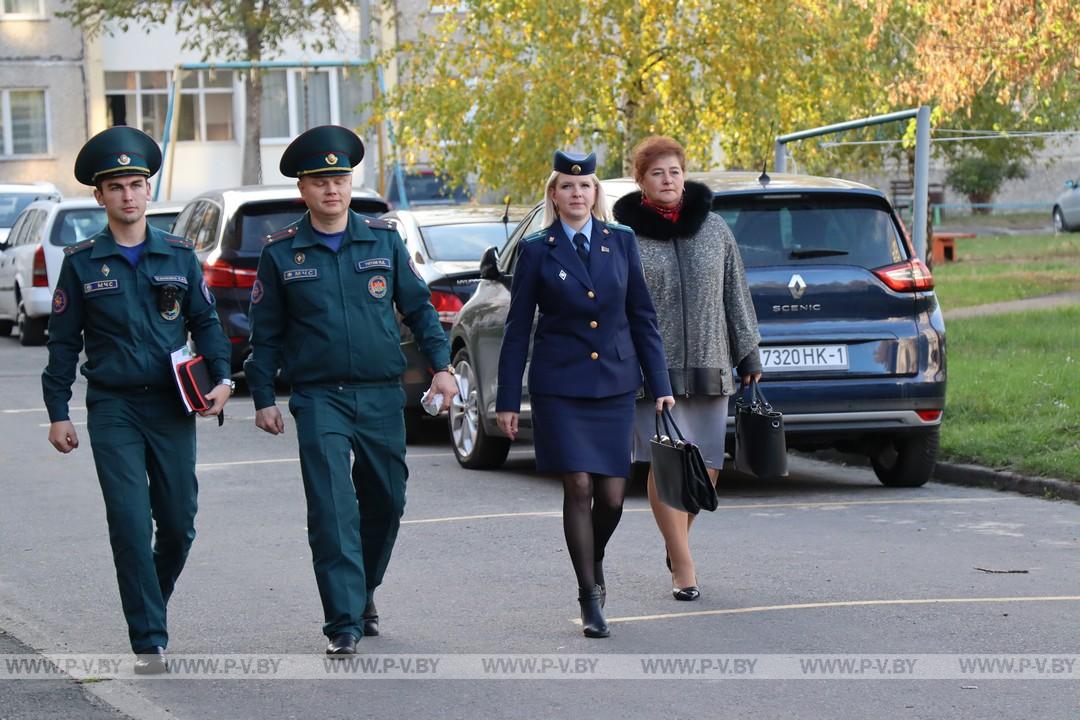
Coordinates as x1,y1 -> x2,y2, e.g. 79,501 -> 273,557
789,248 -> 849,259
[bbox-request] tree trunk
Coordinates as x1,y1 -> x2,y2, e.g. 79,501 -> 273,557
241,9 -> 263,185
242,71 -> 263,185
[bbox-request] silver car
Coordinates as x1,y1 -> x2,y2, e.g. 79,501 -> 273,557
1053,179 -> 1080,233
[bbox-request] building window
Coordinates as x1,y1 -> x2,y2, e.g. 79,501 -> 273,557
0,0 -> 46,19
261,69 -> 362,141
0,89 -> 48,156
105,69 -> 235,143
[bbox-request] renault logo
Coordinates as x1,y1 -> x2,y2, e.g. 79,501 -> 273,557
788,274 -> 807,300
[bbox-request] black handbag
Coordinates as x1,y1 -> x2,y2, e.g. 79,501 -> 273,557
734,379 -> 788,478
650,407 -> 718,514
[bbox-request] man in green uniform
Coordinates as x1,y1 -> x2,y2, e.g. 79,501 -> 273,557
43,126 -> 232,674
245,125 -> 457,656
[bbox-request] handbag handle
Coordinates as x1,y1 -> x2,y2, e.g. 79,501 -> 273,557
740,378 -> 773,412
654,406 -> 687,445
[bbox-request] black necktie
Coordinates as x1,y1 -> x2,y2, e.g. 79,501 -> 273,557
573,232 -> 590,269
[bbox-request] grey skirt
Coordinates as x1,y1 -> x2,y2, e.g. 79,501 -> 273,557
632,395 -> 730,468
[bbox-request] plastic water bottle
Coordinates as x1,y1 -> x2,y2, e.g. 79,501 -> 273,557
420,390 -> 444,416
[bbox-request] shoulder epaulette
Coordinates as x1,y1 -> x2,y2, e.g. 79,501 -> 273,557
266,225 -> 299,244
164,233 -> 194,250
64,238 -> 96,256
361,217 -> 396,231
522,229 -> 547,245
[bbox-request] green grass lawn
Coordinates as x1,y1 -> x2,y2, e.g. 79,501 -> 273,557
933,232 -> 1080,309
936,210 -> 1052,230
942,306 -> 1080,481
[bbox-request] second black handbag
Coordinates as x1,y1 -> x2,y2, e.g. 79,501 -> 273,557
734,379 -> 788,478
650,407 -> 719,514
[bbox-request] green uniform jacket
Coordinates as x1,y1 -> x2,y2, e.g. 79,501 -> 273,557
244,210 -> 450,410
42,223 -> 231,422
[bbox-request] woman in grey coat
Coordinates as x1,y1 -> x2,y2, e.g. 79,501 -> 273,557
613,136 -> 762,601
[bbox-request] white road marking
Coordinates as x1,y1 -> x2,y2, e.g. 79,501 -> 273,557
580,595 -> 1080,625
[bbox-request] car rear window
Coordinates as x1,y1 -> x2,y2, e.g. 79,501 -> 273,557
0,194 -> 45,228
146,212 -> 178,233
49,208 -> 107,246
713,193 -> 906,269
229,198 -> 389,257
419,222 -> 510,261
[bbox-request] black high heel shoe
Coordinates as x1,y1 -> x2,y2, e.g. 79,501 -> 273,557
578,585 -> 610,638
672,585 -> 701,601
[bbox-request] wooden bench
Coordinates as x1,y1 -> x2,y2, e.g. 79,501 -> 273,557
930,231 -> 975,263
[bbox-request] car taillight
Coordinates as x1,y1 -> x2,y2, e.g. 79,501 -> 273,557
873,259 -> 934,292
916,409 -> 943,422
32,246 -> 48,287
203,258 -> 257,288
430,290 -> 464,323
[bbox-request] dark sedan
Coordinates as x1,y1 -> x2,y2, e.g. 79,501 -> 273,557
172,186 -> 389,371
448,172 -> 946,487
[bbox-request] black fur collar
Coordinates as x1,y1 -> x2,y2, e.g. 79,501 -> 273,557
612,180 -> 712,241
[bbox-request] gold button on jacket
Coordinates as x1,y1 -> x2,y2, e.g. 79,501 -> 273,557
589,320 -> 598,329
590,352 -> 599,360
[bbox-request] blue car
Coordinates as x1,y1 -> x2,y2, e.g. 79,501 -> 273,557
447,172 -> 946,487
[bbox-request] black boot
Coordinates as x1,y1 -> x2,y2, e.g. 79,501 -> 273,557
594,560 -> 606,608
578,585 -> 610,638
362,600 -> 379,637
133,647 -> 167,675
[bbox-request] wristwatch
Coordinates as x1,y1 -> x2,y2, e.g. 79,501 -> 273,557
440,364 -> 456,376
218,378 -> 236,395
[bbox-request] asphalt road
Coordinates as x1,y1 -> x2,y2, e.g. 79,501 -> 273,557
1,337 -> 1079,719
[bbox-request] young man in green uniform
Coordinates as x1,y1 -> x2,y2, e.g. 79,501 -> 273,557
43,127 -> 232,674
245,125 -> 457,656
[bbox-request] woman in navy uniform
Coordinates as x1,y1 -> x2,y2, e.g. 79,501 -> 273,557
496,151 -> 675,638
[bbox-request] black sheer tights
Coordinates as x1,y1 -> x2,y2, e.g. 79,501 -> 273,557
561,472 -> 627,589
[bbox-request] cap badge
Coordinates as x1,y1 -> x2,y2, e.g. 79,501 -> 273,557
117,154 -> 131,166
325,153 -> 338,166
570,164 -> 582,175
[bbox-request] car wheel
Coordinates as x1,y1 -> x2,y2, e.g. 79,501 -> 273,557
449,348 -> 510,469
1053,207 -> 1068,233
870,426 -> 940,488
0,318 -> 13,336
17,302 -> 47,346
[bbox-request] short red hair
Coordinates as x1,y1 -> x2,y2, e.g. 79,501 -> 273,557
631,136 -> 686,183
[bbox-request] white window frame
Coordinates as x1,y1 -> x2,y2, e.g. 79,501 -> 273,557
104,71 -> 170,141
0,0 -> 46,20
260,68 -> 341,144
178,69 -> 237,144
0,88 -> 51,158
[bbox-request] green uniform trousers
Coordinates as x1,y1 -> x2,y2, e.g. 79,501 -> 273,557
288,383 -> 408,640
85,386 -> 197,653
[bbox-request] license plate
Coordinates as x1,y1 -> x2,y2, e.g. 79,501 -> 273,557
761,345 -> 848,372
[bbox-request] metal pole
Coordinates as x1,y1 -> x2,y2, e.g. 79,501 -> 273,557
163,65 -> 183,202
912,105 -> 931,262
774,140 -> 786,173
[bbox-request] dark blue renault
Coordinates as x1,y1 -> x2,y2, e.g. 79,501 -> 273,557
447,171 -> 946,487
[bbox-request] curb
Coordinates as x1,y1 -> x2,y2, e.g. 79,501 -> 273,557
798,450 -> 1079,503
931,460 -> 1080,503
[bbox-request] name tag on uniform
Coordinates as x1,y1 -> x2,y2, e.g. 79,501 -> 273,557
356,258 -> 391,272
282,268 -> 319,283
83,279 -> 119,295
152,274 -> 188,287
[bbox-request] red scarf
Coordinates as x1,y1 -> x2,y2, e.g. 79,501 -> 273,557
641,193 -> 682,224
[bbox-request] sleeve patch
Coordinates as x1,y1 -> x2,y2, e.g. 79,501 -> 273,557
408,258 -> 423,279
51,288 -> 68,315
251,279 -> 264,304
201,278 -> 215,305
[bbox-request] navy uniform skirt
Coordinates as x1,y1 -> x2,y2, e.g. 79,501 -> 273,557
530,392 -> 636,477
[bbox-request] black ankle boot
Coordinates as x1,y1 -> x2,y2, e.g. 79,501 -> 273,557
578,585 -> 610,638
594,560 -> 606,608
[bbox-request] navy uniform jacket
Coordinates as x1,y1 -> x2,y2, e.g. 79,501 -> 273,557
42,224 -> 230,422
244,210 -> 450,411
496,220 -> 672,413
